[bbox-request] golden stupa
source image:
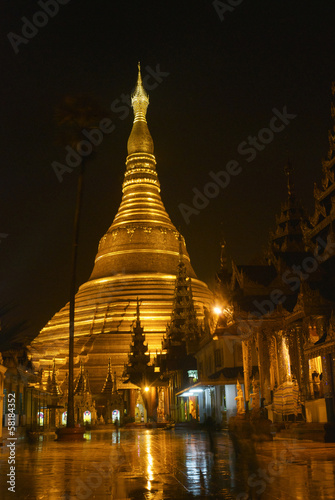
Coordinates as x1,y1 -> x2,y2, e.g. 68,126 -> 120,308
30,65 -> 213,393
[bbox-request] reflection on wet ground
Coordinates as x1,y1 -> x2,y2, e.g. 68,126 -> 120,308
1,428 -> 335,499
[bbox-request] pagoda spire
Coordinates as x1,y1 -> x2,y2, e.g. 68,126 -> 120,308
50,358 -> 62,396
178,233 -> 183,263
74,360 -> 90,395
101,358 -> 114,396
87,64 -> 200,278
123,300 -> 153,386
132,62 -> 149,124
136,297 -> 141,328
127,62 -> 153,155
166,251 -> 201,344
268,162 -> 307,265
31,65 -> 213,395
284,159 -> 294,198
46,364 -> 52,393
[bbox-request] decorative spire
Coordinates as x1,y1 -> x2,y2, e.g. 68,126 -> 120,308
49,359 -> 62,396
131,62 -> 149,123
74,360 -> 90,395
113,371 -> 117,392
136,297 -> 141,328
166,255 -> 201,344
46,364 -> 52,393
101,358 -> 114,396
284,159 -> 294,198
268,162 -> 307,262
123,301 -> 153,386
178,233 -> 183,263
220,239 -> 228,271
127,63 -> 154,155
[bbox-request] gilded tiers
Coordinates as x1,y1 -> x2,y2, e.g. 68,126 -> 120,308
90,65 -> 195,280
30,67 -> 213,393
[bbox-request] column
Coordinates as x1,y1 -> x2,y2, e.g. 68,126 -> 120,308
321,352 -> 335,422
256,330 -> 264,405
242,339 -> 251,409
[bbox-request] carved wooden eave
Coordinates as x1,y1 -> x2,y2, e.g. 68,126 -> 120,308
308,212 -> 333,238
262,304 -> 290,327
304,339 -> 335,358
231,269 -> 275,296
322,157 -> 332,172
231,260 -> 243,289
328,130 -> 335,161
197,328 -> 215,350
291,284 -> 334,318
301,218 -> 313,241
285,291 -> 305,324
229,305 -> 290,339
313,181 -> 323,201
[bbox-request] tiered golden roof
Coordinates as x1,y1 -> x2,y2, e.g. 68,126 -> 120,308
30,65 -> 213,393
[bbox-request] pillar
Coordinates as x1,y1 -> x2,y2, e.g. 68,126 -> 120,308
242,339 -> 251,409
256,331 -> 264,404
321,352 -> 335,422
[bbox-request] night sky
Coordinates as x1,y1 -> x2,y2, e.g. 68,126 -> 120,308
1,0 -> 335,341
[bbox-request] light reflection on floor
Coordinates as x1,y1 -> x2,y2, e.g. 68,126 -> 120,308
0,428 -> 335,499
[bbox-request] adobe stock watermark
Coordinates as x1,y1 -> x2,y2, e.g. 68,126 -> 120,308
236,234 -> 335,338
236,439 -> 299,499
52,64 -> 169,183
213,0 -> 244,22
7,0 -> 71,55
179,106 -> 297,224
62,443 -> 137,499
62,460 -> 113,499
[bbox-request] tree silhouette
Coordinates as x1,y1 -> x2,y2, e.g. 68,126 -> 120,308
54,94 -> 108,429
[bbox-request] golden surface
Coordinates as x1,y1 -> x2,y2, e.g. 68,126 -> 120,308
30,66 -> 212,393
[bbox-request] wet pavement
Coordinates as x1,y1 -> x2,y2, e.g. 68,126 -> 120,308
1,427 -> 335,499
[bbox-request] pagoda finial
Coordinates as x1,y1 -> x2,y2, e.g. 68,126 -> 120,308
137,61 -> 142,83
113,371 -> 117,392
127,63 -> 153,155
178,233 -> 183,263
220,239 -> 228,271
136,297 -> 141,327
131,61 -> 149,124
284,159 -> 294,197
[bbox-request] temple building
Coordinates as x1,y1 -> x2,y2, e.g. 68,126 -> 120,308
204,86 -> 335,432
30,65 -> 213,398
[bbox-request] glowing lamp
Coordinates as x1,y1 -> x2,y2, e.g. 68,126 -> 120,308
213,306 -> 222,315
144,386 -> 149,392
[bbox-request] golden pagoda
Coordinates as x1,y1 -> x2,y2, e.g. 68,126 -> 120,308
30,65 -> 213,393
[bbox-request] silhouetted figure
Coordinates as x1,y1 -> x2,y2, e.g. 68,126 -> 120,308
205,416 -> 216,454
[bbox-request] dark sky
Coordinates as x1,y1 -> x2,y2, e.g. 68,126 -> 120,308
1,0 -> 335,340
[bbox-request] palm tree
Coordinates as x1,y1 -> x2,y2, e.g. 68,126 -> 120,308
55,94 -> 107,430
